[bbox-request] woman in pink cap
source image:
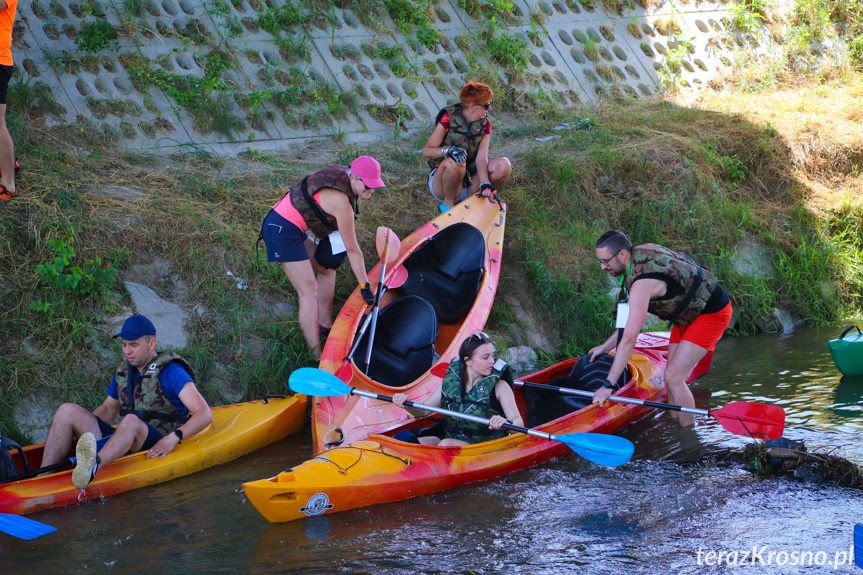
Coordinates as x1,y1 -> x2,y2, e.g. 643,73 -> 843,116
260,156 -> 386,357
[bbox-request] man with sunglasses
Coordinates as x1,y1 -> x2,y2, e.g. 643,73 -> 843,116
259,156 -> 386,357
590,230 -> 733,426
422,80 -> 511,213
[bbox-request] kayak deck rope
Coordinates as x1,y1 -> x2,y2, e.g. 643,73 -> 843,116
312,444 -> 411,474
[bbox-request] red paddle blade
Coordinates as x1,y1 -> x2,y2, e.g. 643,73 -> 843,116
431,361 -> 450,378
375,227 -> 401,265
387,265 -> 408,289
710,401 -> 785,440
335,360 -> 353,384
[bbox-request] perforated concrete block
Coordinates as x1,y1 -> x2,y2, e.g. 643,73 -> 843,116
10,0 -> 748,153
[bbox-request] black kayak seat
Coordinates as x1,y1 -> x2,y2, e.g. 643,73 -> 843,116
353,295 -> 439,388
400,222 -> 485,324
525,354 -> 632,427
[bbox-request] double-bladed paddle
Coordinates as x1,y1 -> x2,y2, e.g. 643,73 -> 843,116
289,367 -> 635,467
854,524 -> 862,569
0,514 -> 57,540
362,227 -> 401,375
334,227 -> 405,383
430,361 -> 786,440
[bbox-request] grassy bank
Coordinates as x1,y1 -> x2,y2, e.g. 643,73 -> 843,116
2,67 -> 862,441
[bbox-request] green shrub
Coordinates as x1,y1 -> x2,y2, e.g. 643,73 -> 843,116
34,227 -> 128,301
74,21 -> 119,53
850,35 -> 863,69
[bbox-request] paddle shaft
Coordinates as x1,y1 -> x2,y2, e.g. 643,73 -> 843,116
349,388 -> 564,443
0,435 -> 111,485
363,260 -> 388,373
345,285 -> 389,362
514,380 -> 712,416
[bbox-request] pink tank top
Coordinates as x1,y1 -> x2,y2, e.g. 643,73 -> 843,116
273,192 -> 323,233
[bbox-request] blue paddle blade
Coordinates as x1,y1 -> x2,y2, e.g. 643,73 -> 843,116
855,524 -> 863,569
289,367 -> 352,397
557,432 -> 635,467
0,514 -> 57,540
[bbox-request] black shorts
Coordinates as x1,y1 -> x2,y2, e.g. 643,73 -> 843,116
0,65 -> 13,105
96,416 -> 163,452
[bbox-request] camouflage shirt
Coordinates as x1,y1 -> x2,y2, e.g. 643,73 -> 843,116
116,351 -> 195,435
428,104 -> 489,177
440,358 -> 508,443
625,243 -> 719,326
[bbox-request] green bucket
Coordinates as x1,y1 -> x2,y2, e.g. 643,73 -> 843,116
827,325 -> 863,376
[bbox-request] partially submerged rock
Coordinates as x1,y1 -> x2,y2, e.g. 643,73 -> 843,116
701,439 -> 863,490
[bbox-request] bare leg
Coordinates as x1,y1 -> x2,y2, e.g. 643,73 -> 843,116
664,341 -> 708,427
0,103 -> 14,194
418,436 -> 442,446
438,438 -> 470,447
304,237 -> 336,330
488,157 -> 512,190
468,157 -> 512,195
432,158 -> 466,207
40,404 -> 102,467
95,414 -> 152,467
279,259 -> 321,356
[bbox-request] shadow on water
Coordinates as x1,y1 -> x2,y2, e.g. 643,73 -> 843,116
4,327 -> 863,574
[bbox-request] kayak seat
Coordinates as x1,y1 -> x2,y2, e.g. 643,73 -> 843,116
400,222 -> 485,324
525,354 -> 632,427
353,295 -> 439,387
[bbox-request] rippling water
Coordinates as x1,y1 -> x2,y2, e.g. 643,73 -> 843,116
4,327 -> 863,574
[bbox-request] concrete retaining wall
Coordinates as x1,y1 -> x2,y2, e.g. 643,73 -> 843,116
14,0 -> 756,154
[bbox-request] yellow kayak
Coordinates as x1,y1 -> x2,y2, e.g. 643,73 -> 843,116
1,395 -> 306,515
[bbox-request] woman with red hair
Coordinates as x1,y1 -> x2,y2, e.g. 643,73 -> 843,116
422,80 -> 511,212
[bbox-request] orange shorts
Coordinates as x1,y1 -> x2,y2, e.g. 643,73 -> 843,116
669,301 -> 732,352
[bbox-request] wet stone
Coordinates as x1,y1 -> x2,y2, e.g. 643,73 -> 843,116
500,346 -> 538,373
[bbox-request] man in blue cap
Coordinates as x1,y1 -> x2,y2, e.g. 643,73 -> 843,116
39,315 -> 213,488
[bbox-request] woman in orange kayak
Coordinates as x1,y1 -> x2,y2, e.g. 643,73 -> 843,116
393,332 -> 523,446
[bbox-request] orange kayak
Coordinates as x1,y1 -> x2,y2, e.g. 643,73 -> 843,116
0,395 -> 306,516
314,194 -> 506,452
245,334 -> 684,523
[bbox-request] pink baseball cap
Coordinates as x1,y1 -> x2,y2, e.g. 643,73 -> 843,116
350,156 -> 386,189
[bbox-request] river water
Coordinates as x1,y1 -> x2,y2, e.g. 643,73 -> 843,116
4,326 -> 862,574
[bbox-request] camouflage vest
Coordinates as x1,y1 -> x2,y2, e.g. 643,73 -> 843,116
625,244 -> 719,327
287,165 -> 358,239
116,351 -> 195,435
428,104 -> 489,177
440,358 -> 508,443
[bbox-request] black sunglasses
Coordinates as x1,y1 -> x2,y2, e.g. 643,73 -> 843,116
596,248 -> 623,265
482,101 -> 493,110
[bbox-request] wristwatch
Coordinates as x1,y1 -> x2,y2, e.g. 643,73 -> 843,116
173,429 -> 183,443
602,379 -> 615,389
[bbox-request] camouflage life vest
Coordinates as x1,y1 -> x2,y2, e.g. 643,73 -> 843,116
116,351 -> 195,435
287,165 -> 359,239
625,244 -> 719,327
428,104 -> 489,177
440,358 -> 508,443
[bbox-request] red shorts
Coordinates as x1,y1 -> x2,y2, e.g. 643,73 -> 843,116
669,301 -> 733,352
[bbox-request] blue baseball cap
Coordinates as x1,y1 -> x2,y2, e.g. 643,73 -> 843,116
113,315 -> 157,340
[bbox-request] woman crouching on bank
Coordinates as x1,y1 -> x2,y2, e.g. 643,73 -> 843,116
393,332 -> 523,446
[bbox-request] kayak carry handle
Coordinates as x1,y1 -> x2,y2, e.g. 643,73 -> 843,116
263,395 -> 287,403
839,325 -> 862,339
